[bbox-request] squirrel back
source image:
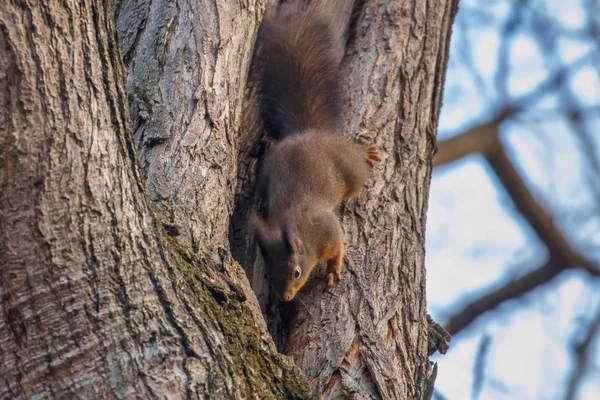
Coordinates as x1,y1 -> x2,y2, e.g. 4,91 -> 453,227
258,3 -> 344,139
252,2 -> 382,302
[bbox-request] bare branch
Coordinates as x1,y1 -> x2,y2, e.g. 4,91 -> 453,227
446,259 -> 558,335
436,118 -> 598,336
487,145 -> 595,273
472,334 -> 492,400
433,119 -> 503,167
565,306 -> 600,400
493,0 -> 528,101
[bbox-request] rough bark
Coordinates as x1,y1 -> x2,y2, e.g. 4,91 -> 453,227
0,0 -> 456,399
0,1 -> 306,398
116,0 -> 264,254
233,0 -> 458,398
275,2 -> 457,398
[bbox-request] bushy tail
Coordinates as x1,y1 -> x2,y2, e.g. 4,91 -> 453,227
258,3 -> 344,140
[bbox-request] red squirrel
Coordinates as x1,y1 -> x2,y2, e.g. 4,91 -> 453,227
251,2 -> 380,302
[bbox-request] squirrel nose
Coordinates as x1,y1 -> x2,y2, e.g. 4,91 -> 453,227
281,291 -> 295,301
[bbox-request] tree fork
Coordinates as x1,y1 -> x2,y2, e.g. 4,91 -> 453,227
0,1 -> 307,398
0,0 -> 457,398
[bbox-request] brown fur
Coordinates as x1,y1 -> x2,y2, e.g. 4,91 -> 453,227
258,2 -> 343,139
252,3 -> 381,302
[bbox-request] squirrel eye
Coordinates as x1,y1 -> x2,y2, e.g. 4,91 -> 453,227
294,266 -> 301,279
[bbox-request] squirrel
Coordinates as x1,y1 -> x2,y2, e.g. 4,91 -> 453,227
251,2 -> 381,302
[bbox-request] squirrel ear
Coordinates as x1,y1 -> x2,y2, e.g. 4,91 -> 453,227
282,227 -> 303,255
281,213 -> 304,254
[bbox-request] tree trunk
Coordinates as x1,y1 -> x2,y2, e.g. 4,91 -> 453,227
0,0 -> 456,399
0,1 -> 306,398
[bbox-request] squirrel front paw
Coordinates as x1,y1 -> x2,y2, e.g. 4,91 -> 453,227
364,145 -> 382,167
326,270 -> 342,287
326,258 -> 343,287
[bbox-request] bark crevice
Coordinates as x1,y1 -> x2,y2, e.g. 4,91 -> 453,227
1,0 -> 456,397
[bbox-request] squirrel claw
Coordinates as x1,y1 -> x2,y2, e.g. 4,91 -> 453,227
327,273 -> 334,287
326,271 -> 342,287
365,145 -> 382,167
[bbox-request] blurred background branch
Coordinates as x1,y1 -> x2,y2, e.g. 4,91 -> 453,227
426,0 -> 600,398
565,307 -> 600,400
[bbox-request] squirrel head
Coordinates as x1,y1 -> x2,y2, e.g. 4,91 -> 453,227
251,213 -> 313,301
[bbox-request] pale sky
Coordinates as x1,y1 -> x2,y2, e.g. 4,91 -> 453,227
425,0 -> 600,399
